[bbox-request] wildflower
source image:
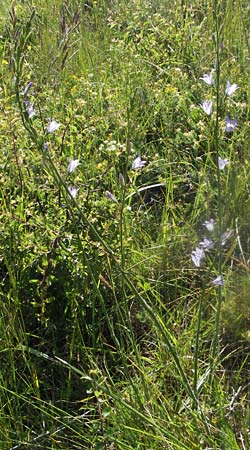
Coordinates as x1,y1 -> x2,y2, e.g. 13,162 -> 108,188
212,275 -> 225,286
221,229 -> 234,246
68,186 -> 79,198
106,190 -> 118,203
200,100 -> 213,115
119,173 -> 125,187
200,72 -> 214,86
22,81 -> 33,96
191,247 -> 206,267
199,237 -> 214,251
47,119 -> 61,133
225,116 -> 237,133
26,103 -> 35,119
67,159 -> 79,173
203,219 -> 215,232
218,157 -> 229,170
225,81 -> 238,96
132,156 -> 146,170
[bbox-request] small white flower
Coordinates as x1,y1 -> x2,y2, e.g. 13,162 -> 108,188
67,159 -> 79,173
225,81 -> 238,96
212,275 -> 225,286
199,237 -> 214,251
191,247 -> 206,267
47,119 -> 61,133
203,219 -> 215,232
68,186 -> 79,198
132,156 -> 147,170
200,100 -> 213,116
200,72 -> 214,86
218,157 -> 229,170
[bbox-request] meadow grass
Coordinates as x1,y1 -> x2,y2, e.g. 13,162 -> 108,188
0,0 -> 250,448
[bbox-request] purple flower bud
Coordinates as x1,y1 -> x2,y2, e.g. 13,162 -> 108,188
119,173 -> 125,187
22,81 -> 33,96
106,191 -> 118,203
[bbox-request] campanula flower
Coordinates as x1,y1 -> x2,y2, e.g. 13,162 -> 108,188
218,157 -> 229,170
200,100 -> 213,115
191,247 -> 206,267
200,72 -> 214,86
24,100 -> 35,118
47,119 -> 61,133
199,237 -> 214,251
225,81 -> 238,96
225,116 -> 238,133
220,230 -> 234,246
67,159 -> 79,173
132,156 -> 146,170
27,104 -> 35,119
68,186 -> 79,198
212,275 -> 224,286
203,219 -> 215,232
22,81 -> 33,96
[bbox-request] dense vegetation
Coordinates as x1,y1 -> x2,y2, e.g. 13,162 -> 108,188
1,0 -> 250,448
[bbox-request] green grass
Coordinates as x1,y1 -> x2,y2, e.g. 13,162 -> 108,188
0,0 -> 250,448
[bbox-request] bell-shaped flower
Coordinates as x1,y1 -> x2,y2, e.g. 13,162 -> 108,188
200,72 -> 214,86
200,100 -> 213,115
225,116 -> 237,133
24,100 -> 35,119
212,275 -> 224,286
225,81 -> 238,96
67,159 -> 79,174
191,247 -> 206,267
68,186 -> 79,198
132,156 -> 146,170
199,237 -> 214,251
47,119 -> 61,133
218,157 -> 229,170
203,219 -> 215,232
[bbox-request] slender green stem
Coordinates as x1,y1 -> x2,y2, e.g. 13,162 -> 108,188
211,0 -> 223,368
